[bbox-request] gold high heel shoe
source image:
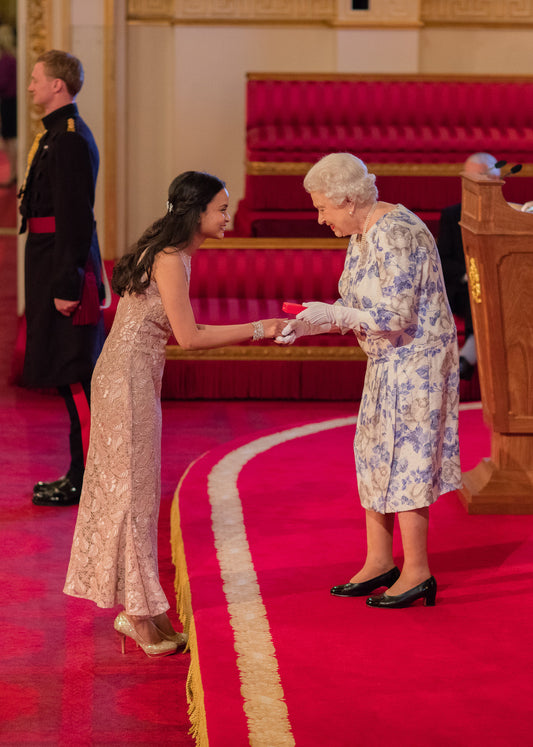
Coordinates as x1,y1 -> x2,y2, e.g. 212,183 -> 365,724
152,622 -> 188,648
114,612 -> 177,658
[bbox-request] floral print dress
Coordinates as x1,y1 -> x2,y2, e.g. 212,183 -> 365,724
338,205 -> 461,514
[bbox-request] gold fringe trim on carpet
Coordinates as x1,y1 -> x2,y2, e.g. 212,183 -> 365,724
172,457 -> 209,747
172,419 -> 357,746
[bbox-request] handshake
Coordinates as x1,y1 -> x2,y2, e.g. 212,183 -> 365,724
276,301 -> 361,344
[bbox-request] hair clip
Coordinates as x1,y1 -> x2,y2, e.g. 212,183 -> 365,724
166,200 -> 173,214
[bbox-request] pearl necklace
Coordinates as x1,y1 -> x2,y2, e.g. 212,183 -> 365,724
355,202 -> 378,247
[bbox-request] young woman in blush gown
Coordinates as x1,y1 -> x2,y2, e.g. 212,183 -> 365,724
64,171 -> 287,656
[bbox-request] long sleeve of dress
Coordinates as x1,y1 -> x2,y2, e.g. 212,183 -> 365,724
337,212 -> 443,344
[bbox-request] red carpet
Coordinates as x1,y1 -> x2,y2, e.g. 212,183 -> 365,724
173,404 -> 533,746
0,384 -> 358,744
2,193 -> 530,745
0,208 -> 362,745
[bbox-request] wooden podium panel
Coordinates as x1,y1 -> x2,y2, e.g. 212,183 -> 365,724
458,174 -> 533,513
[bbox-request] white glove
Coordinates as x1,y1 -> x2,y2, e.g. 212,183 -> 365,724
298,301 -> 362,333
275,319 -> 331,345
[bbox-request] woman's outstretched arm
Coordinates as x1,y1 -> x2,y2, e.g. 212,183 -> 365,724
154,249 -> 286,349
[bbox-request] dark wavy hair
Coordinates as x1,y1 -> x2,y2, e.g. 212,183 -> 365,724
112,171 -> 226,296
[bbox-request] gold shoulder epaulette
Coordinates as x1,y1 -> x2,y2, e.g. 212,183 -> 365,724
67,118 -> 75,132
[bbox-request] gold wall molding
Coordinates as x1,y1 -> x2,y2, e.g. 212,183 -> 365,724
127,0 -> 174,21
165,344 -> 367,362
127,0 -> 415,26
247,161 -> 533,178
201,237 -> 348,250
127,1 -> 335,25
421,0 -> 533,26
127,0 -> 533,26
334,0 -> 422,28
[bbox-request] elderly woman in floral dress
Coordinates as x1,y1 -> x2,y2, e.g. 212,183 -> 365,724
279,153 -> 461,608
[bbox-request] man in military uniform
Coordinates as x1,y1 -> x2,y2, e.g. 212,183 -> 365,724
19,50 -> 105,506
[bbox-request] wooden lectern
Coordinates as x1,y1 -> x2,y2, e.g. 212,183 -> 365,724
458,173 -> 533,513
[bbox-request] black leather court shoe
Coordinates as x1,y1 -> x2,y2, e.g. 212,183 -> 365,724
366,576 -> 437,608
32,478 -> 80,507
330,566 -> 401,597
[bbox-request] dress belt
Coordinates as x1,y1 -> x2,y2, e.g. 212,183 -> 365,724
28,216 -> 56,233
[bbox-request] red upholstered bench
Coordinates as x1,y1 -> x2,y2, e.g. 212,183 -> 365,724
161,237 -> 367,399
235,73 -> 533,238
103,240 -> 479,401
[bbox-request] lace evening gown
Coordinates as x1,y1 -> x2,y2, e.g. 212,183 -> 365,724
64,251 -> 191,616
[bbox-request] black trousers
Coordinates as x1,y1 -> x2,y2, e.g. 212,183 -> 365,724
57,380 -> 91,491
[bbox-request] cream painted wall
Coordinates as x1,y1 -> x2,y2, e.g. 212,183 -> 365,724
126,24 -> 175,249
71,3 -> 106,241
126,24 -> 338,245
337,28 -> 420,72
127,24 -> 424,243
125,21 -> 533,246
420,27 -> 533,73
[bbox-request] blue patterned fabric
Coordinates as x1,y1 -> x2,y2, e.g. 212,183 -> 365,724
338,205 -> 461,513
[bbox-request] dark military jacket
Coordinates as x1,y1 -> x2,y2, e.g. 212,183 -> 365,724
20,103 -> 105,388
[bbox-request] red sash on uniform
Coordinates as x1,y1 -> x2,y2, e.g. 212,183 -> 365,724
28,216 -> 56,233
28,215 -> 100,326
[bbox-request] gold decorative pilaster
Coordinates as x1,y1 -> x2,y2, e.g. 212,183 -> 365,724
467,257 -> 482,304
26,0 -> 52,146
104,0 -> 118,260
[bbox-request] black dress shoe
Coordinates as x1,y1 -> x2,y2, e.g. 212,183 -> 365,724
330,566 -> 401,597
32,478 -> 81,507
366,576 -> 437,608
33,475 -> 70,494
459,356 -> 475,381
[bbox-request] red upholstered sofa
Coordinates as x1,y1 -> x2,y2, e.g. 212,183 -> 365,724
101,242 -> 366,401
102,239 -> 480,401
160,237 -> 369,400
235,73 -> 533,237
15,242 -> 477,401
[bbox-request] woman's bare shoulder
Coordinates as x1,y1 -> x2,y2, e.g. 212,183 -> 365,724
154,247 -> 186,267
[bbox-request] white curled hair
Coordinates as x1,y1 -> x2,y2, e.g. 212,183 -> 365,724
304,152 -> 378,207
464,152 -> 500,178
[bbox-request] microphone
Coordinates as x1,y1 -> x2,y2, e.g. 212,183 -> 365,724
503,164 -> 522,177
494,160 -> 507,169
